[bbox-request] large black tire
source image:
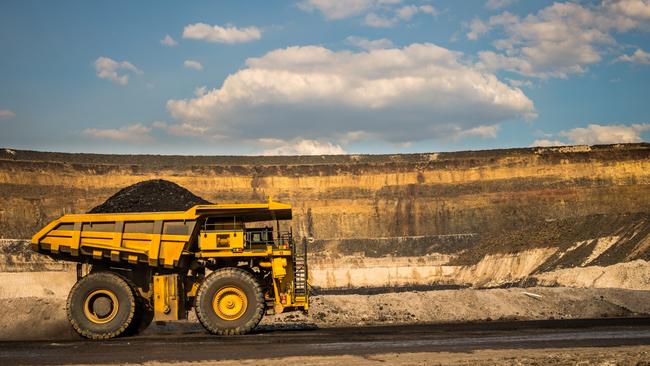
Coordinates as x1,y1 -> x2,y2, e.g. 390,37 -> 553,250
114,272 -> 154,336
196,268 -> 264,335
66,271 -> 136,339
124,298 -> 154,336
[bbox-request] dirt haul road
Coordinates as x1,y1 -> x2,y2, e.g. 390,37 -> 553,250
1,318 -> 650,365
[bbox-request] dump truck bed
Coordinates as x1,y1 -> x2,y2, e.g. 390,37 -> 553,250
31,200 -> 292,268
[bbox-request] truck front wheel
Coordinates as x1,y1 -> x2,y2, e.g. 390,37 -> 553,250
196,268 -> 264,335
66,271 -> 136,339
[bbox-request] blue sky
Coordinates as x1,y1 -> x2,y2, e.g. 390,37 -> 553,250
0,0 -> 649,155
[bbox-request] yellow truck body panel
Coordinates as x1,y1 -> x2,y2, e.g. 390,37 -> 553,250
31,200 -> 293,268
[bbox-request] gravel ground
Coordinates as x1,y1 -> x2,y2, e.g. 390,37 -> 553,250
3,287 -> 650,341
120,346 -> 650,366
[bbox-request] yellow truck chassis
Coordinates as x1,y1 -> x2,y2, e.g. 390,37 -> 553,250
31,198 -> 308,339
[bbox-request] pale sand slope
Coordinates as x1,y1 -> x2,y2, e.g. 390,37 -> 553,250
533,260 -> 650,290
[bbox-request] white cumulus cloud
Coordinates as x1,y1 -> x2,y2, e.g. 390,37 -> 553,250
165,43 -> 535,145
346,36 -> 394,50
532,123 -> 650,146
466,18 -> 489,40
559,123 -> 650,144
261,138 -> 347,155
298,0 -> 378,20
456,125 -> 500,139
299,0 -> 437,27
94,57 -> 142,85
364,5 -> 437,27
485,0 -> 518,10
605,0 -> 650,20
160,35 -> 178,46
530,139 -> 566,147
182,23 -> 261,44
364,12 -> 397,27
616,48 -> 650,64
83,123 -> 153,143
184,60 -> 204,71
475,2 -> 650,78
151,120 -> 222,140
396,4 -> 437,20
0,109 -> 16,120
506,78 -> 533,88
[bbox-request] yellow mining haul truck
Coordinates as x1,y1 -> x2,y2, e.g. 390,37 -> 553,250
31,199 -> 308,339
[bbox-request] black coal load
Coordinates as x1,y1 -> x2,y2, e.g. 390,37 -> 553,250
89,179 -> 211,213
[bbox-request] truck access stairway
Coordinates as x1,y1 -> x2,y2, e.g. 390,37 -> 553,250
293,237 -> 308,298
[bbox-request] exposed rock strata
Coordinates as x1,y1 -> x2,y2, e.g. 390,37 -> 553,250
1,144 -> 649,264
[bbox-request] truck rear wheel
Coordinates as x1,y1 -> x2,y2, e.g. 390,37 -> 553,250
119,274 -> 154,336
125,298 -> 154,336
196,268 -> 264,335
66,272 -> 136,339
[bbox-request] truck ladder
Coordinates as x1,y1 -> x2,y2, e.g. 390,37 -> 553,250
293,237 -> 308,298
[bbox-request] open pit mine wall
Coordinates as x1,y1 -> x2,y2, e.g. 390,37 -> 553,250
1,144 -> 650,290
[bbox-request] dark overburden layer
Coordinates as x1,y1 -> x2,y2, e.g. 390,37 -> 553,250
88,179 -> 210,213
2,143 -> 649,171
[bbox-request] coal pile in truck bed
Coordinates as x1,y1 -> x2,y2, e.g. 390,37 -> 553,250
88,179 -> 211,213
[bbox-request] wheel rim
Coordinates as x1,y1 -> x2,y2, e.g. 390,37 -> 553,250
213,286 -> 247,321
83,289 -> 119,324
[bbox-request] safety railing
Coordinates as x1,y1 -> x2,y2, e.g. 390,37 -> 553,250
243,229 -> 293,250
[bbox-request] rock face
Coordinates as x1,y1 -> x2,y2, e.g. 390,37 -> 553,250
1,144 -> 649,290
